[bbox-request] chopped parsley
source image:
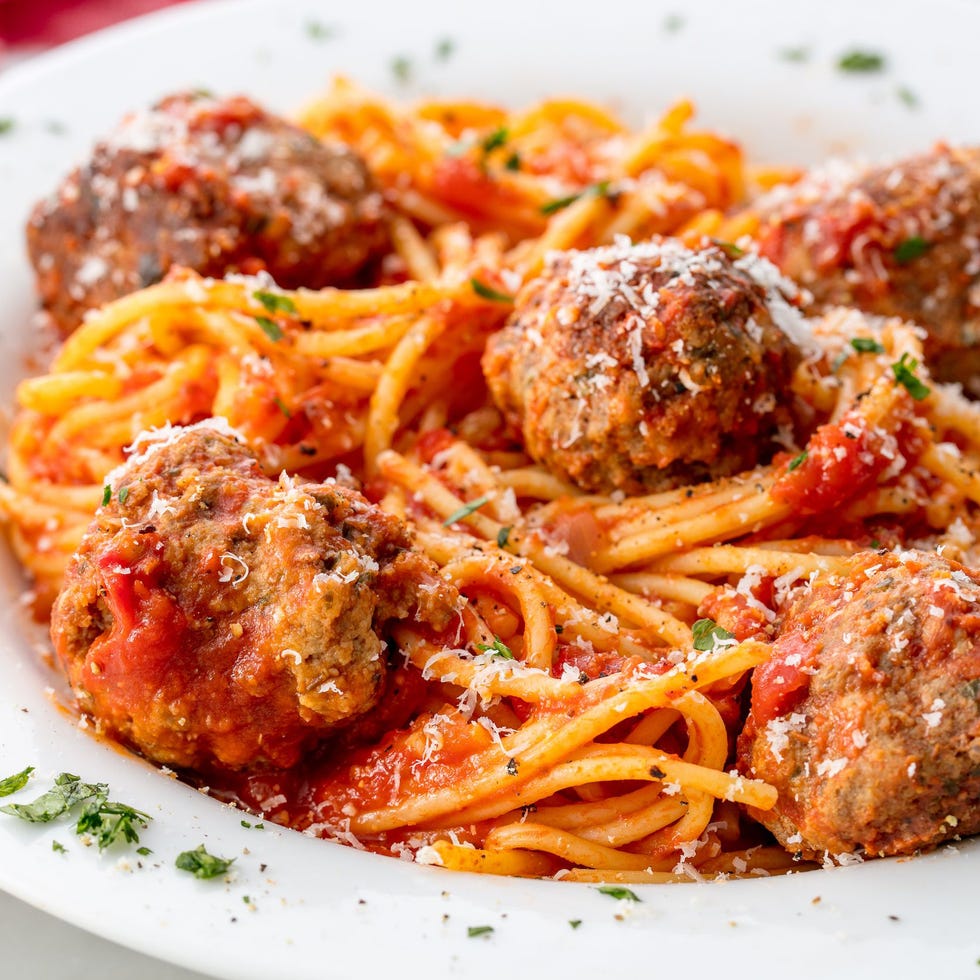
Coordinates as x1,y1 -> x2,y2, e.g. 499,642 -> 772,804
504,151 -> 521,172
51,840 -> 66,854
496,525 -> 513,548
0,772 -> 150,850
569,919 -> 583,929
137,846 -> 152,856
787,450 -> 809,472
850,337 -> 885,354
467,925 -> 494,938
540,180 -> 613,216
0,766 -> 34,797
117,486 -> 130,505
0,118 -> 14,136
779,46 -> 810,63
101,485 -> 112,507
305,20 -> 336,41
691,618 -> 736,652
273,396 -> 292,419
442,493 -> 492,525
175,844 -> 235,880
596,885 -> 641,902
897,86 -> 919,108
476,637 -> 514,660
254,290 -> 297,315
711,239 -> 745,258
391,56 -> 413,84
0,772 -> 106,823
470,278 -> 514,303
434,37 -> 456,61
255,316 -> 284,342
76,799 -> 150,850
894,236 -> 929,263
480,127 -> 508,156
892,353 -> 930,400
837,50 -> 886,73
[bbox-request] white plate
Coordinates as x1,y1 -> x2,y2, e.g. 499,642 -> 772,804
1,1 -> 979,977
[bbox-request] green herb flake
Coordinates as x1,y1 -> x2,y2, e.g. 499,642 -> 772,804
175,844 -> 235,880
0,772 -> 105,824
101,485 -> 112,507
0,118 -> 14,136
273,396 -> 292,419
897,86 -> 919,108
117,486 -> 130,505
892,353 -> 931,401
480,127 -> 508,156
779,47 -> 810,63
838,50 -> 886,73
255,316 -> 284,342
0,766 -> 34,797
787,450 -> 809,472
467,925 -> 494,938
469,278 -> 514,304
711,239 -> 745,258
305,20 -> 336,41
137,846 -> 152,856
435,37 -> 456,61
75,799 -> 151,850
540,180 -> 612,216
596,885 -> 642,902
51,840 -> 66,854
850,337 -> 885,354
241,820 -> 252,829
254,290 -> 297,315
569,919 -> 583,929
504,151 -> 521,172
691,618 -> 736,652
894,236 -> 929,263
442,493 -> 492,526
496,525 -> 513,548
391,56 -> 413,84
476,637 -> 514,660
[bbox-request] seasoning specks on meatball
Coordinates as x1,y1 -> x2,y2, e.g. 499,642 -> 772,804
50,421 -> 459,772
737,549 -> 980,859
27,92 -> 390,332
482,237 -> 808,494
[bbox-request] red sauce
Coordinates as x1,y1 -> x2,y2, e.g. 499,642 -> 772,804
771,407 -> 922,514
749,632 -> 816,727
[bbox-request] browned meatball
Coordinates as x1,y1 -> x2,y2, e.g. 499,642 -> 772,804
50,422 -> 458,772
753,145 -> 980,392
27,92 -> 389,332
482,238 -> 806,494
738,550 -> 980,859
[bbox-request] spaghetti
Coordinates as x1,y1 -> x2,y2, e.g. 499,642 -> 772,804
2,80 -> 979,882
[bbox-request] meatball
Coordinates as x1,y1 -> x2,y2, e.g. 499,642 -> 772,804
27,92 -> 389,332
753,145 -> 980,392
50,422 -> 458,772
737,550 -> 980,859
482,238 -> 807,494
